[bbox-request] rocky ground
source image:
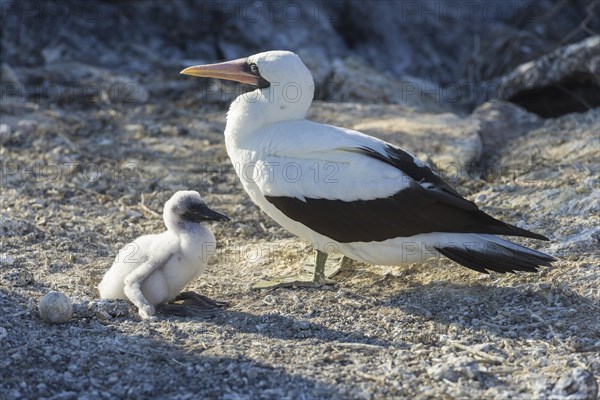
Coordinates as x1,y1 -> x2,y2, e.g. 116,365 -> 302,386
2,87 -> 599,398
2,1 -> 600,399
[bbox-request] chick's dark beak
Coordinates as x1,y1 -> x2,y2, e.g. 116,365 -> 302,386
181,58 -> 269,88
183,203 -> 230,223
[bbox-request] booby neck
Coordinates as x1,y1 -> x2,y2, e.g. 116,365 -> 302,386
164,219 -> 205,237
225,87 -> 313,141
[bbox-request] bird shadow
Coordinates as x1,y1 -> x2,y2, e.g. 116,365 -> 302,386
1,290 -> 347,399
379,280 -> 600,342
165,308 -> 391,348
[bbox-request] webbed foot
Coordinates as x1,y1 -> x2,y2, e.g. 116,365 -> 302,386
252,251 -> 352,290
157,291 -> 228,316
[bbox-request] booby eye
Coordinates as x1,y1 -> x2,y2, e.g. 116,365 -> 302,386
243,61 -> 270,88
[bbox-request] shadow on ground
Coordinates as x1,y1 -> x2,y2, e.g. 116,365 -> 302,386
381,281 -> 600,341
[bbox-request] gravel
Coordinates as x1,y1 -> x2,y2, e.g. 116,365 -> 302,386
1,90 -> 598,398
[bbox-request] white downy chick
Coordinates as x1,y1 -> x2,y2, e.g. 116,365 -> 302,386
98,191 -> 229,319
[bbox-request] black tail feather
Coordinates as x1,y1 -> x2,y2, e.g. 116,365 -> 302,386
435,242 -> 556,274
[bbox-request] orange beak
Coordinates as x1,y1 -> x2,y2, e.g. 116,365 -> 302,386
180,58 -> 269,88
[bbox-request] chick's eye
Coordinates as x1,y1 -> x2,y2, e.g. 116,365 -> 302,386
249,63 -> 259,74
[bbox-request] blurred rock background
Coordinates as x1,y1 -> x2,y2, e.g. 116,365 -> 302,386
2,0 -> 599,113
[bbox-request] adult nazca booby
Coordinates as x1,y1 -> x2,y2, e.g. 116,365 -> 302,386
99,191 -> 229,318
181,51 -> 556,289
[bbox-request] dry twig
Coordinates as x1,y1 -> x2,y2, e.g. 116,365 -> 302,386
140,193 -> 161,217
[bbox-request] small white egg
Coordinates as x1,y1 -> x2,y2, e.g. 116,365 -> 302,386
39,291 -> 73,324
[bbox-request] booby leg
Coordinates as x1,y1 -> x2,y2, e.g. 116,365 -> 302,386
252,250 -> 346,290
123,260 -> 168,320
302,253 -> 353,278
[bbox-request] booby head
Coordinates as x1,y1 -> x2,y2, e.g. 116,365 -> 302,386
163,190 -> 229,231
181,51 -> 314,130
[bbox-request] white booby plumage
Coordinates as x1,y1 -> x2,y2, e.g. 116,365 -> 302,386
181,51 -> 556,288
98,191 -> 229,318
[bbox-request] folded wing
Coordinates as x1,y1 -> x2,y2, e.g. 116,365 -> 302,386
255,127 -> 548,243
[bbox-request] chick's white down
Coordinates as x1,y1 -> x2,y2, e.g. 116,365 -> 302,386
98,191 -> 228,319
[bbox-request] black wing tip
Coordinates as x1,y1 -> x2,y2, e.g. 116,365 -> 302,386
525,231 -> 551,241
493,222 -> 551,242
435,245 -> 556,275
